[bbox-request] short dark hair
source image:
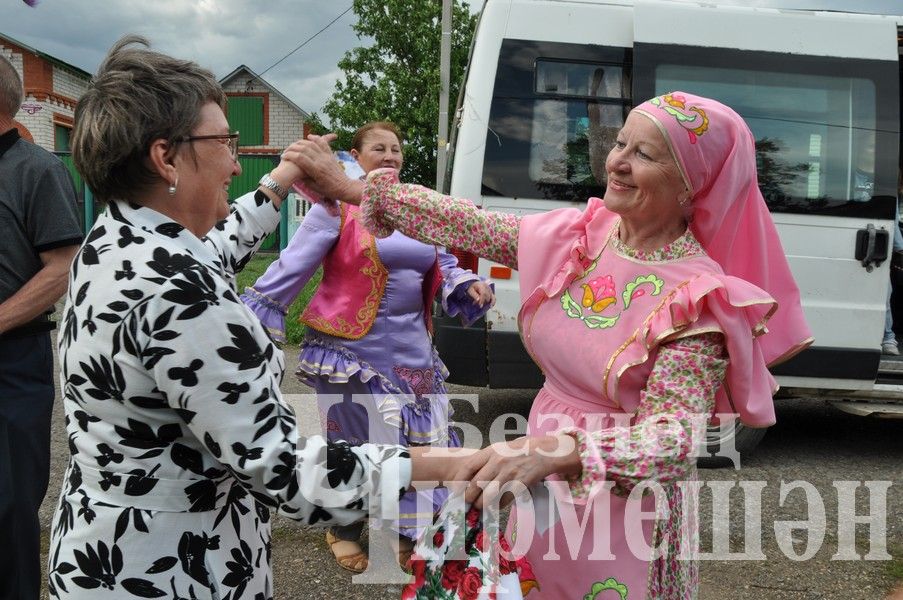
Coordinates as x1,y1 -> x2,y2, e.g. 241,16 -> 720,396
351,121 -> 404,151
0,54 -> 24,119
72,35 -> 226,202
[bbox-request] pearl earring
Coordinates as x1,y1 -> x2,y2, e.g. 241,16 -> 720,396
168,177 -> 178,196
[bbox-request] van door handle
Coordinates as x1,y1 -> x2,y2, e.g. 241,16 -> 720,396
854,224 -> 890,272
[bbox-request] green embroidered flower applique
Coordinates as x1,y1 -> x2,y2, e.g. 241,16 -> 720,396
622,274 -> 665,309
561,267 -> 664,330
584,577 -> 629,600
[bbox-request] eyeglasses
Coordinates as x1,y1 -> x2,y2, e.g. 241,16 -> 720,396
179,132 -> 240,160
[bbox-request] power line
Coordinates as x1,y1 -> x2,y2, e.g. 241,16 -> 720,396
257,4 -> 354,78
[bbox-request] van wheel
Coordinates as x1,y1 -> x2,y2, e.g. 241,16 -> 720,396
697,423 -> 768,469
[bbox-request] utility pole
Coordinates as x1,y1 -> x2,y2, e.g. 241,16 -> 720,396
436,0 -> 452,191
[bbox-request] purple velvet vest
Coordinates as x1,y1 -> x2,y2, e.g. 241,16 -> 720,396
300,204 -> 443,340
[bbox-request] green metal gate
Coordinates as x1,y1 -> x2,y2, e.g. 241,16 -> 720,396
227,97 -> 265,146
55,152 -> 98,233
56,152 -> 288,251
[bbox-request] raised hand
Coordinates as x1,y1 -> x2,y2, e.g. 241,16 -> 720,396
281,134 -> 367,206
268,139 -> 311,192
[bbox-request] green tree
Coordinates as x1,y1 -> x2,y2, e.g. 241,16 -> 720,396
755,137 -> 811,209
318,0 -> 477,186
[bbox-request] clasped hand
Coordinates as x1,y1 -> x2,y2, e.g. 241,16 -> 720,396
458,434 -> 581,508
281,136 -> 495,312
413,434 -> 580,509
279,133 -> 368,210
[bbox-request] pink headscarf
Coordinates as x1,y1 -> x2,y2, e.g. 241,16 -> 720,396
633,92 -> 813,366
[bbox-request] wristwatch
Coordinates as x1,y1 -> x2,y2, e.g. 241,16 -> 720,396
258,173 -> 289,200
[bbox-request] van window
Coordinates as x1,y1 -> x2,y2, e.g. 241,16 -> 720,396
635,44 -> 899,219
528,61 -> 628,191
482,40 -> 632,201
657,65 -> 877,208
535,60 -> 625,98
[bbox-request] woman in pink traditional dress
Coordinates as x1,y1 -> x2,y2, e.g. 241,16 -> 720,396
241,121 -> 494,574
289,92 -> 813,599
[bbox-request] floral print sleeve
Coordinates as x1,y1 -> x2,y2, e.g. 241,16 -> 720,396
565,331 -> 727,498
361,168 -> 521,268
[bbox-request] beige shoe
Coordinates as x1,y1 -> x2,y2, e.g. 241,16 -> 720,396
326,530 -> 369,574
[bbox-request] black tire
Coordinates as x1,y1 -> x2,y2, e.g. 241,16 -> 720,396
697,422 -> 768,469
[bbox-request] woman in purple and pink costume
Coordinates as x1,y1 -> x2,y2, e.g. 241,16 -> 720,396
241,121 -> 494,574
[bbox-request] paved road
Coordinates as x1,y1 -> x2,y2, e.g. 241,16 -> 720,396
38,342 -> 902,599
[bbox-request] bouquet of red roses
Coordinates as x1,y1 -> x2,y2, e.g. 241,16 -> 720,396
402,505 -> 538,600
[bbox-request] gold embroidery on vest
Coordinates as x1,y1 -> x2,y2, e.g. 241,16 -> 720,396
356,225 -> 388,329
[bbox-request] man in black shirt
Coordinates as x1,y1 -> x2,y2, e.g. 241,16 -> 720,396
0,55 -> 83,599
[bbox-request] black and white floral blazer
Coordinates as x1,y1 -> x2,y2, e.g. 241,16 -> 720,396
48,191 -> 411,600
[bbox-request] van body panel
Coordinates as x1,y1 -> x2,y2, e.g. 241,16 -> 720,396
634,0 -> 899,60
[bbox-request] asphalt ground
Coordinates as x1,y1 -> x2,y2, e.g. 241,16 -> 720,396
37,339 -> 902,599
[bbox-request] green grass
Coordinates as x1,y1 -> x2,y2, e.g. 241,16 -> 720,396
236,253 -> 321,345
886,544 -> 903,585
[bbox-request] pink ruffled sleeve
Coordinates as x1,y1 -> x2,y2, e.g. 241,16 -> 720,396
360,168 -> 521,268
565,332 -> 727,499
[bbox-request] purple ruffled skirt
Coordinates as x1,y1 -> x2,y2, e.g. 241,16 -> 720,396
296,337 -> 460,538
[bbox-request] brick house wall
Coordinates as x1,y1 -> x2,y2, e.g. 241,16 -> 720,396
267,93 -> 306,149
1,34 -> 89,152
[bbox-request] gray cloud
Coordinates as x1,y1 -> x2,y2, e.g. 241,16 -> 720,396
1,0 -> 897,116
0,0 -> 364,114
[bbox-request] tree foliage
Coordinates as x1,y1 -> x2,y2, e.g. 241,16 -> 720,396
755,137 -> 812,209
314,0 -> 477,186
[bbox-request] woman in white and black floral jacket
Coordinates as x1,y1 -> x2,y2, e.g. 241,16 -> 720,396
47,35 -> 514,600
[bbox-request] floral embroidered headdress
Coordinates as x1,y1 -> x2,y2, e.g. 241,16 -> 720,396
633,91 -> 812,366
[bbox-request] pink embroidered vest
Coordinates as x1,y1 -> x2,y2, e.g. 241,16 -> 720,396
300,204 -> 443,340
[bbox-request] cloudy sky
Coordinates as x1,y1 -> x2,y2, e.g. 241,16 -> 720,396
1,1 -> 391,117
1,0 -> 899,117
